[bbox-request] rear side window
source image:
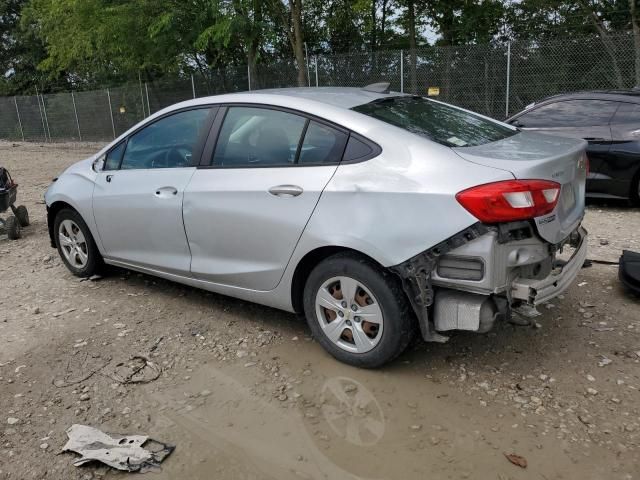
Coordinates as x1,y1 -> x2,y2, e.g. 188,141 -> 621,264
352,96 -> 516,147
343,135 -> 378,162
611,103 -> 640,124
213,107 -> 306,167
298,121 -> 348,165
515,100 -> 619,128
104,141 -> 125,170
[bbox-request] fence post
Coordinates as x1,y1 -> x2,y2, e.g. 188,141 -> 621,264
145,83 -> 151,116
505,41 -> 511,118
71,91 -> 82,141
400,50 -> 404,94
35,87 -> 47,142
305,42 -> 311,87
314,56 -> 319,87
40,94 -> 52,142
106,88 -> 116,140
138,72 -> 146,119
13,97 -> 24,142
247,64 -> 251,91
191,74 -> 196,99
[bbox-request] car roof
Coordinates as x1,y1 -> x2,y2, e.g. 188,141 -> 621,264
506,89 -> 640,120
541,89 -> 640,102
168,87 -> 405,112
245,87 -> 404,108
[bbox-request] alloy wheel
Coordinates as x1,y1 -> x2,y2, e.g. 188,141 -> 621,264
58,219 -> 89,269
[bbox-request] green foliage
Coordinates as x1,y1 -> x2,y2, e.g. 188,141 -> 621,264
0,0 -> 636,93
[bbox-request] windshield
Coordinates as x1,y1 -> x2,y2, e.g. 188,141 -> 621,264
352,96 -> 517,147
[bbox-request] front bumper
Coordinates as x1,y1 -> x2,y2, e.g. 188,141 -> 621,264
511,226 -> 587,305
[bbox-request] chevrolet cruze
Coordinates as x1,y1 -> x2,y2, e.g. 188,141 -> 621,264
45,85 -> 588,367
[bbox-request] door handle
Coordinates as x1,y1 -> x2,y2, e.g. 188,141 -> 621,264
268,185 -> 303,197
155,186 -> 178,197
584,137 -> 606,142
106,175 -> 113,183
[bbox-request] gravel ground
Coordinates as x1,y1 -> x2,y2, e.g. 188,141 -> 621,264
1,141 -> 639,480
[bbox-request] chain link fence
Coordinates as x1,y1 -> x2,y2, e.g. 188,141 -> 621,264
1,31 -> 638,143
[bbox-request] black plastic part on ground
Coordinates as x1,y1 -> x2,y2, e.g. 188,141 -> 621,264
619,250 -> 640,295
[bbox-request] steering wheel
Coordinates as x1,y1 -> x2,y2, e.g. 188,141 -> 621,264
151,147 -> 190,168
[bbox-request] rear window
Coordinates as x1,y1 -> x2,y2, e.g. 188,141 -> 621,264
352,96 -> 517,147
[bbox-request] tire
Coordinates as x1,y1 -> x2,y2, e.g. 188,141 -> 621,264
53,208 -> 103,277
15,205 -> 29,227
631,170 -> 640,207
303,252 -> 415,368
6,215 -> 21,240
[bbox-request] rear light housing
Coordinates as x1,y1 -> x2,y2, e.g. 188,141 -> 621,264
456,179 -> 561,223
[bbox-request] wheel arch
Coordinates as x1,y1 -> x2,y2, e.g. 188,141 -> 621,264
47,201 -> 79,247
290,246 -> 386,314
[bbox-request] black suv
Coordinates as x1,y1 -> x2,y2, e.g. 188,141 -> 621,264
506,90 -> 640,204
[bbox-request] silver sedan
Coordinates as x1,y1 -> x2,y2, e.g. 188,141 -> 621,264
45,85 -> 588,367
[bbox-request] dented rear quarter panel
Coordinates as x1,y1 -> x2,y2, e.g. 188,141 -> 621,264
295,125 -> 515,268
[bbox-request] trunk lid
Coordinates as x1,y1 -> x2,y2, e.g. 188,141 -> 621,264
453,131 -> 587,244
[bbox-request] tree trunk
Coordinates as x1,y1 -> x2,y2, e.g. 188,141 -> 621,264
579,1 -> 624,88
247,0 -> 262,89
380,0 -> 388,41
407,0 -> 417,94
371,0 -> 377,73
631,0 -> 640,87
291,0 -> 306,87
370,0 -> 377,51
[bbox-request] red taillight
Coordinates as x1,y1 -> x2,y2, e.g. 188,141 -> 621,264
456,180 -> 561,223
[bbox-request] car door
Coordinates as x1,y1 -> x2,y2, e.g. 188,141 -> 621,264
604,102 -> 640,198
183,105 -> 348,291
92,107 -> 215,274
510,99 -> 618,194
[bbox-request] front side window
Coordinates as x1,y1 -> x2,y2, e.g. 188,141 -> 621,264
213,107 -> 306,167
104,141 -> 125,170
120,108 -> 211,170
516,100 -> 619,128
352,96 -> 516,147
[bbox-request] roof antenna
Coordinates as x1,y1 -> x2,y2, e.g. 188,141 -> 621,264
363,82 -> 391,94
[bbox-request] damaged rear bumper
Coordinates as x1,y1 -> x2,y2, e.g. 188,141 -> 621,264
511,226 -> 587,305
392,222 -> 588,341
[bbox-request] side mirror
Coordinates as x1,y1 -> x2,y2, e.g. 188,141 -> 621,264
92,155 -> 105,172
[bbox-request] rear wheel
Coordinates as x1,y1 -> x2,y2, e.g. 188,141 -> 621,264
303,253 -> 414,368
14,205 -> 29,227
54,209 -> 103,277
6,215 -> 21,240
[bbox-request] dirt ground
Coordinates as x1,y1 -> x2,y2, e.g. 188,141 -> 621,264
1,141 -> 639,480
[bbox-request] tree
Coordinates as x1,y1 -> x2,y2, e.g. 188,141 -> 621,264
270,0 -> 307,86
631,0 -> 640,87
0,0 -> 52,94
397,0 -> 426,93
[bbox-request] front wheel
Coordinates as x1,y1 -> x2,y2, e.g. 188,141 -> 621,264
303,253 -> 415,368
54,209 -> 103,277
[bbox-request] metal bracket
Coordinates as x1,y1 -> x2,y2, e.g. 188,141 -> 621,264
391,223 -> 490,342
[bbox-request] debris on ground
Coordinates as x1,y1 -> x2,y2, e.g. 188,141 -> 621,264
619,250 -> 640,295
504,452 -> 527,468
105,356 -> 162,384
62,424 -> 175,473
